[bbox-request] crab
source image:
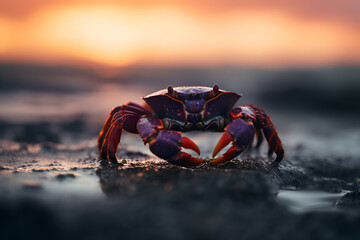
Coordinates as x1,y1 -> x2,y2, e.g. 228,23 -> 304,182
98,85 -> 284,167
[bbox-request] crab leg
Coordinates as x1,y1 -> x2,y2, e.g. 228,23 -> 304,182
250,105 -> 284,163
254,128 -> 264,150
137,116 -> 204,167
98,106 -> 122,153
211,118 -> 255,165
98,102 -> 152,163
98,103 -> 152,152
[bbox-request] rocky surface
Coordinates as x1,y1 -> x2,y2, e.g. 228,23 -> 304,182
1,131 -> 360,239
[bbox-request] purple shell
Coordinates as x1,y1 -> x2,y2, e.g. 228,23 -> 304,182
143,86 -> 242,121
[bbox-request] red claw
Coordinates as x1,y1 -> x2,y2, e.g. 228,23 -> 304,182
212,132 -> 232,158
211,146 -> 242,165
182,136 -> 201,155
171,152 -> 205,166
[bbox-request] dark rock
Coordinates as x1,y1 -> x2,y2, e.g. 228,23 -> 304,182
32,169 -> 48,172
356,178 -> 360,192
14,123 -> 60,143
336,192 -> 360,208
0,165 -> 10,170
55,173 -> 76,181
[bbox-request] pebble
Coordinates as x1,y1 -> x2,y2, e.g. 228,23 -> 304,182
55,173 -> 77,181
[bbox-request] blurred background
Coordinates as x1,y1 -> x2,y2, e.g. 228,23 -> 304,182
0,0 -> 359,155
1,2 -> 360,239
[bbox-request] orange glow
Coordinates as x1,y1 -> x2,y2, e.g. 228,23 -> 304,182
0,18 -> 16,53
0,3 -> 359,67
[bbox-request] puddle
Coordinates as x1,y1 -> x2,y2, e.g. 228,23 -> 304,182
277,189 -> 347,213
0,169 -> 104,201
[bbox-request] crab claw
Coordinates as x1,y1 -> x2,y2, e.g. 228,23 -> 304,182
211,118 -> 255,165
212,132 -> 232,158
148,130 -> 204,167
211,146 -> 244,165
170,152 -> 205,166
182,136 -> 201,155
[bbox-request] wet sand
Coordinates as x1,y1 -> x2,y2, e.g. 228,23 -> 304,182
1,123 -> 360,239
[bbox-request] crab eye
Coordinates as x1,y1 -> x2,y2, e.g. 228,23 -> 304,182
167,86 -> 178,98
201,84 -> 220,100
213,84 -> 219,93
167,86 -> 173,94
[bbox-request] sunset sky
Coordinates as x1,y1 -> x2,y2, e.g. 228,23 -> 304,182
0,0 -> 359,67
